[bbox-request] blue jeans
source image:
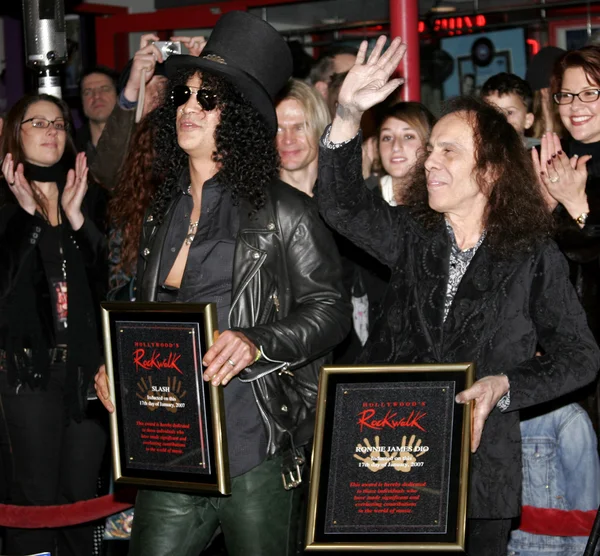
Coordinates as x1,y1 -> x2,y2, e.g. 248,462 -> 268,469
128,454 -> 302,556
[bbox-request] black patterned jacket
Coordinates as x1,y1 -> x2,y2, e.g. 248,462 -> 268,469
317,133 -> 600,519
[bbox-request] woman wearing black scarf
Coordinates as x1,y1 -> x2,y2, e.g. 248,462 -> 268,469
530,46 -> 600,432
0,94 -> 107,555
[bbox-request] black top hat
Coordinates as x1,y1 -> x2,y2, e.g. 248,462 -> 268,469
165,11 -> 292,135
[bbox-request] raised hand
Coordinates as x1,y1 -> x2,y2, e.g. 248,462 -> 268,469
62,152 -> 88,231
330,36 -> 406,143
2,153 -> 36,215
170,35 -> 207,57
123,33 -> 164,103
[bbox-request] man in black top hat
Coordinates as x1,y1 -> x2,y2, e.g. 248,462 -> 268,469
95,11 -> 350,556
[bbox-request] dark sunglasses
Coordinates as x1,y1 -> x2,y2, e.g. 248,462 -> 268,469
171,85 -> 218,111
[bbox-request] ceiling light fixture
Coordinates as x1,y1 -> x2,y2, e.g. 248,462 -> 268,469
430,0 -> 457,14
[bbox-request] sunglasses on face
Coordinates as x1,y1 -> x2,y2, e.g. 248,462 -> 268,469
170,85 -> 218,111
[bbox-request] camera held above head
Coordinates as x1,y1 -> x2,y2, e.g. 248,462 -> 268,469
153,41 -> 182,60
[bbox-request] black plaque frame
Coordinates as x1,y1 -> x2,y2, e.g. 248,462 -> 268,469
101,302 -> 230,495
305,364 -> 474,552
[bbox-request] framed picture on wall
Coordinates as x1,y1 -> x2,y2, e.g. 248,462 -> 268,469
441,28 -> 526,100
457,50 -> 511,96
549,18 -> 600,50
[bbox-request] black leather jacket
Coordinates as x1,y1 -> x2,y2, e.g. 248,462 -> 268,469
137,178 -> 351,456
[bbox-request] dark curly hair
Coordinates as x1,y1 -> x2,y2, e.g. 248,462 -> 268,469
108,109 -> 163,277
404,96 -> 554,258
150,70 -> 280,222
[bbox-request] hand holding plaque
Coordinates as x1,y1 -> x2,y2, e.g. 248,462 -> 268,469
101,302 -> 230,494
305,363 -> 473,552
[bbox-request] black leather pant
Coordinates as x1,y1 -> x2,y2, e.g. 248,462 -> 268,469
128,454 -> 303,556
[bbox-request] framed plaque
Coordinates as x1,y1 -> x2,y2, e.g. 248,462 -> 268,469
101,302 -> 230,495
305,364 -> 474,552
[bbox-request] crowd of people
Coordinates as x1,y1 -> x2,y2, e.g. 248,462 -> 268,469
0,10 -> 599,556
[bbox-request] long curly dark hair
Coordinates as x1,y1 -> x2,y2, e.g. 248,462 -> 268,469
150,70 -> 280,222
404,96 -> 554,258
108,109 -> 163,277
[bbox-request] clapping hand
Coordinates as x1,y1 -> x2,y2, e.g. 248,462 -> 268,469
2,153 -> 36,215
62,152 -> 88,231
531,132 -> 590,219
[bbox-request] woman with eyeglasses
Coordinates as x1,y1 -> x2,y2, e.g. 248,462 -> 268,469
0,94 -> 107,555
524,46 -> 600,555
531,46 -> 600,380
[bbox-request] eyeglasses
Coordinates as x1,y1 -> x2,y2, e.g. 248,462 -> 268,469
553,89 -> 600,105
82,85 -> 115,98
21,118 -> 69,131
171,85 -> 218,111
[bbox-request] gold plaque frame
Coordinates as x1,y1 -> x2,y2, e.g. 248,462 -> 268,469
305,363 -> 474,552
101,302 -> 230,495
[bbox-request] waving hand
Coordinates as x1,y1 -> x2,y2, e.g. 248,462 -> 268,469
330,36 -> 406,143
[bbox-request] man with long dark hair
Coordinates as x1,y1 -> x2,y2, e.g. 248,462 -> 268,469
317,37 -> 599,554
95,11 -> 350,556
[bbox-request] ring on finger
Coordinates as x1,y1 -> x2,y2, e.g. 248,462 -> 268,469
227,359 -> 236,367
549,175 -> 560,183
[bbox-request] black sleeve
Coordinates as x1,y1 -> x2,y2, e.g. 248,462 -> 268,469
239,198 -> 352,379
316,128 -> 411,268
504,241 -> 600,411
0,205 -> 48,300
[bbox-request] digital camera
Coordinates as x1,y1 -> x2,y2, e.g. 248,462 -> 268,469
153,41 -> 182,60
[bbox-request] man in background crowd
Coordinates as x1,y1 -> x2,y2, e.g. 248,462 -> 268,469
90,34 -> 205,193
76,66 -> 118,158
275,80 -> 388,363
310,44 -> 357,101
276,79 -> 330,197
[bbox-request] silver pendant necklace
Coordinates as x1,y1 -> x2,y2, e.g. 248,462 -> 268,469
185,185 -> 199,245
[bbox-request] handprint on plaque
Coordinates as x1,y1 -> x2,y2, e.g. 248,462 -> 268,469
388,435 -> 427,473
136,376 -> 158,411
165,375 -> 187,414
353,436 -> 387,472
353,434 -> 427,472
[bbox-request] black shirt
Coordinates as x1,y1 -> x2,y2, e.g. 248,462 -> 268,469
158,175 -> 267,477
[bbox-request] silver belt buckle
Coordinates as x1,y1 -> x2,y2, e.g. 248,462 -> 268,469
281,457 -> 303,491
